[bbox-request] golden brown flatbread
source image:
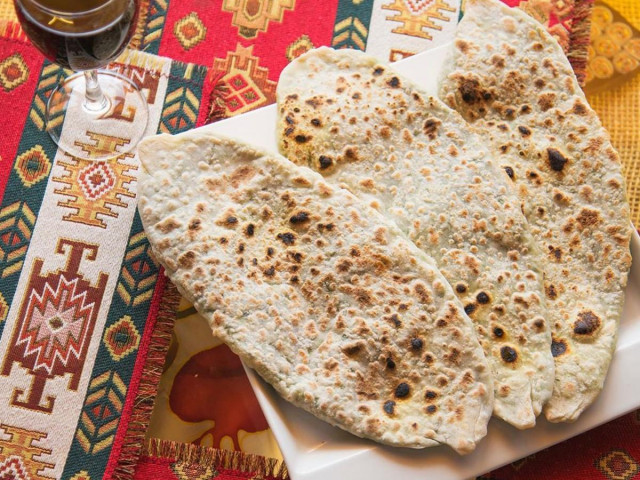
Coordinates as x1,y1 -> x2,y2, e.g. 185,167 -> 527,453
276,47 -> 554,428
439,0 -> 632,421
137,131 -> 494,453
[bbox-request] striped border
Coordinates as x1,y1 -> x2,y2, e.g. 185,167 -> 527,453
108,276 -> 179,480
60,213 -> 163,479
0,58 -> 61,338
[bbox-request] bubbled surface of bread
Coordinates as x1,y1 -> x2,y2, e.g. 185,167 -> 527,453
137,132 -> 494,454
276,47 -> 554,429
439,0 -> 633,422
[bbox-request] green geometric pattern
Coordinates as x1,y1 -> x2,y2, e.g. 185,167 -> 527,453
28,62 -> 69,132
0,60 -> 60,339
332,0 -> 374,50
74,370 -> 127,455
142,0 -> 169,54
158,62 -> 207,134
116,213 -> 159,307
0,201 -> 35,280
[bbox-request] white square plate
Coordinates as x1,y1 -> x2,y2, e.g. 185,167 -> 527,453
197,45 -> 640,480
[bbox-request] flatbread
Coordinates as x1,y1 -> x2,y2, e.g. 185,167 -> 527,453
137,131 -> 493,453
276,47 -> 554,429
438,0 -> 633,421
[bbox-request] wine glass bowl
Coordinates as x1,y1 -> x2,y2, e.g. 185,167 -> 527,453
13,0 -> 148,161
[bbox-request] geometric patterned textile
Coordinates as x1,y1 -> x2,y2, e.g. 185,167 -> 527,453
1,239 -> 108,413
75,370 -> 127,455
0,0 -> 616,479
0,424 -> 55,480
481,410 -> 640,479
0,23 -> 179,480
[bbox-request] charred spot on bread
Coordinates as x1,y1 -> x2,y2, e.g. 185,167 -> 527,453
547,148 -> 568,172
518,126 -> 531,136
383,400 -> 395,415
318,155 -> 333,170
573,310 -> 601,336
500,345 -> 518,363
504,166 -> 515,179
551,338 -> 568,357
476,292 -> 490,304
277,232 -> 296,245
395,382 -> 410,398
290,211 -> 310,224
387,76 -> 400,88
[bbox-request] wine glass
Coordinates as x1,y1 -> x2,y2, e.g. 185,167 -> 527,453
13,0 -> 148,161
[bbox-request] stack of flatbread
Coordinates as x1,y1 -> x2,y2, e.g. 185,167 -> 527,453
137,0 -> 632,454
438,0 -> 632,422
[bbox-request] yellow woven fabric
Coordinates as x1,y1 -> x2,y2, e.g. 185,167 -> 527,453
587,0 -> 640,225
0,0 -> 16,23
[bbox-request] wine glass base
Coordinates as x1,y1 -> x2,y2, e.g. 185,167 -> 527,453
46,70 -> 149,161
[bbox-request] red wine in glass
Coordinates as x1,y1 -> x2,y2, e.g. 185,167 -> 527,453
14,0 -> 149,160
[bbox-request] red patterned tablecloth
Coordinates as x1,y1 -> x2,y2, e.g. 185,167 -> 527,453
3,1 -> 639,479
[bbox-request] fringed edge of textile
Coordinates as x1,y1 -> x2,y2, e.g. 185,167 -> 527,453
111,278 -> 181,480
116,48 -> 170,77
204,72 -> 230,125
112,48 -> 210,89
144,437 -> 290,480
568,0 -> 595,86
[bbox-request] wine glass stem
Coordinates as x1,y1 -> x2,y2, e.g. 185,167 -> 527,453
83,70 -> 108,113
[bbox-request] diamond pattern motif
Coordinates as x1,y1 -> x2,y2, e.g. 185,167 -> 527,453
103,315 -> 141,361
597,450 -> 640,480
77,163 -> 117,201
174,12 -> 207,51
0,456 -> 29,480
0,53 -> 29,92
212,44 -> 276,116
54,135 -> 137,229
286,34 -> 315,61
14,145 -> 51,188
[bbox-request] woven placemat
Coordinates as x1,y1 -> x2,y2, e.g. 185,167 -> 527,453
587,0 -> 640,225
